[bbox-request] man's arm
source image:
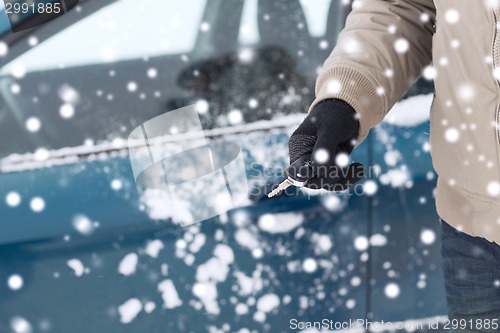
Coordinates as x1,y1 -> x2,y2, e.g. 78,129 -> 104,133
312,0 -> 436,145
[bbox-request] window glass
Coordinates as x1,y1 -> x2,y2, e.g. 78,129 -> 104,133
0,0 -> 208,157
1,0 -> 207,73
238,0 -> 333,45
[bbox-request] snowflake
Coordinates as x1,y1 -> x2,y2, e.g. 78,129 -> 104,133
335,152 -> 349,167
127,81 -> 138,92
111,179 -> 123,190
7,274 -> 23,290
196,99 -> 209,114
28,36 -> 38,46
228,109 -> 243,125
10,316 -> 32,333
423,65 -> 436,80
248,98 -> 258,109
363,180 -> 378,196
487,181 -> 500,196
11,83 -> 21,94
420,229 -> 436,245
30,197 -> 45,212
445,9 -> 460,24
72,214 -> 95,235
302,258 -> 318,273
0,41 -> 8,56
313,148 -> 329,164
444,128 -> 460,143
394,38 -> 409,54
384,282 -> 400,298
200,22 -> 210,32
354,235 -> 369,251
458,84 -> 475,102
11,64 -> 26,79
6,192 -> 21,207
326,79 -> 342,94
147,68 -> 158,78
59,104 -> 75,118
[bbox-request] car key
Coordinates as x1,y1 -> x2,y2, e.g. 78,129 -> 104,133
268,154 -> 314,198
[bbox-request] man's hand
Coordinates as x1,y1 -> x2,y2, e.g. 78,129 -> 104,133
288,98 -> 365,191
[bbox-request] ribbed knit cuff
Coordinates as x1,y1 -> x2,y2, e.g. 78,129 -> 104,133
308,63 -> 386,147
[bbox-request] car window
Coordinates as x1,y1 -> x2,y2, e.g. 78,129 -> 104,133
0,0 -> 208,157
0,2 -> 10,35
0,0 -> 347,158
1,0 -> 207,73
239,0 -> 334,45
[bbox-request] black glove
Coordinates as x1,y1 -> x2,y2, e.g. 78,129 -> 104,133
288,98 -> 365,191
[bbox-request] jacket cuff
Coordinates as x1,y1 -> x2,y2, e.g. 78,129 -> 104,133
308,63 -> 386,147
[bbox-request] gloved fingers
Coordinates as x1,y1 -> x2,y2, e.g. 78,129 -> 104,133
332,163 -> 366,190
310,136 -> 339,175
288,134 -> 316,164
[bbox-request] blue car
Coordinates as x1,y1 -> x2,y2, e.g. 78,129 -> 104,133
0,1 -> 446,332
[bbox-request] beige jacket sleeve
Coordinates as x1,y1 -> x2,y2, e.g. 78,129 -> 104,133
311,0 -> 436,146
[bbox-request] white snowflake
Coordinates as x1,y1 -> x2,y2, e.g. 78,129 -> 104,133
196,99 -> 209,114
11,64 -> 26,79
10,316 -> 32,333
458,84 -> 475,102
248,98 -> 258,109
313,148 -> 329,164
30,197 -> 45,212
326,79 -> 342,94
200,22 -> 210,32
0,41 -> 8,57
6,192 -> 21,207
147,68 -> 158,78
11,84 -> 21,94
127,81 -> 138,92
7,274 -> 23,290
420,229 -> 436,245
111,179 -> 122,190
384,282 -> 400,298
72,214 -> 95,235
228,110 -> 243,125
394,38 -> 409,53
28,36 -> 38,46
487,181 -> 500,196
444,128 -> 460,143
335,153 -> 349,167
422,65 -> 436,80
238,48 -> 254,63
59,104 -> 75,119
363,180 -> 378,196
26,117 -> 41,132
345,299 -> 356,309
354,236 -> 369,251
302,258 -> 318,273
445,9 -> 460,24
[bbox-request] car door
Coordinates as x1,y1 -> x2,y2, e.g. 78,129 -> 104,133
0,0 -> 443,332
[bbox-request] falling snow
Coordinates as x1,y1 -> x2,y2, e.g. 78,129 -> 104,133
7,274 -> 24,291
6,192 -> 21,207
72,214 -> 95,235
30,197 -> 45,213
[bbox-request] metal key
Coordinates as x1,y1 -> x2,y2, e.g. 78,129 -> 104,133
268,154 -> 314,198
